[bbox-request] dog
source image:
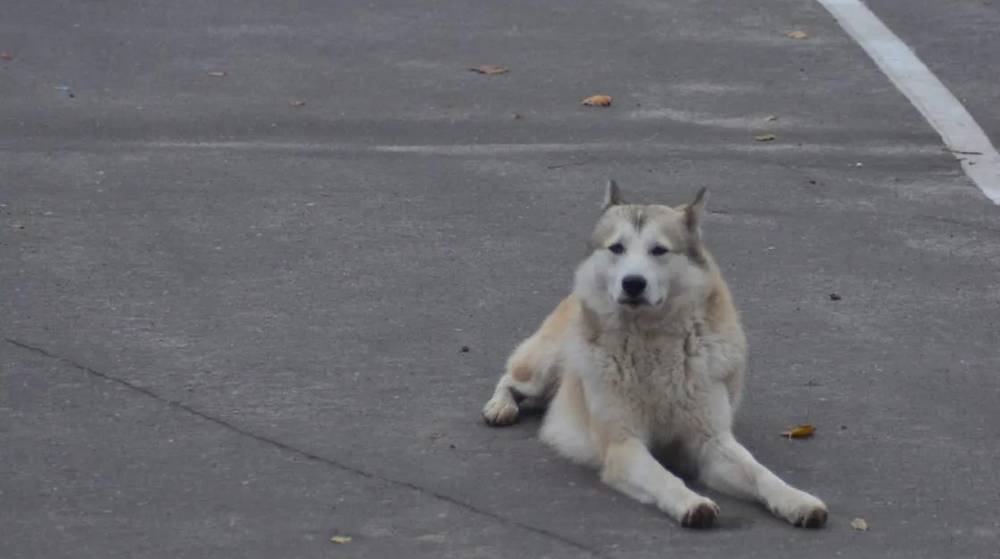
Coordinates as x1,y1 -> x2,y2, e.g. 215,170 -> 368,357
482,181 -> 827,529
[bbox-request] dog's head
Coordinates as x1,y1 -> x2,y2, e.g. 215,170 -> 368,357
574,180 -> 712,317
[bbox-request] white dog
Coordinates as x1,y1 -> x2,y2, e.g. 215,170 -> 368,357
482,181 -> 827,529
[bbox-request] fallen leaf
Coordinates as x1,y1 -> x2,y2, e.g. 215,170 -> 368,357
1,52 -> 13,61
581,94 -> 613,107
329,535 -> 352,544
206,71 -> 227,77
754,133 -> 776,142
780,424 -> 816,438
469,64 -> 508,75
850,517 -> 869,531
787,30 -> 809,40
289,100 -> 306,107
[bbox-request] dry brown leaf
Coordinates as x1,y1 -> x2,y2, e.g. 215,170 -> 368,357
754,133 -> 777,142
581,95 -> 613,107
289,100 -> 306,108
207,71 -> 227,77
329,535 -> 352,544
780,424 -> 815,438
787,30 -> 809,40
469,64 -> 508,75
850,517 -> 869,531
1,52 -> 13,61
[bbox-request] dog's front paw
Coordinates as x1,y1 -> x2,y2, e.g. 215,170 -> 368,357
793,505 -> 828,529
482,396 -> 519,426
680,498 -> 720,529
771,490 -> 827,529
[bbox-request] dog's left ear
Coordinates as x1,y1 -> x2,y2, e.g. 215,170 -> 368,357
603,179 -> 624,210
684,187 -> 708,235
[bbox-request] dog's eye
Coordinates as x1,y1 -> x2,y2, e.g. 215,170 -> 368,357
650,245 -> 669,256
608,243 -> 625,255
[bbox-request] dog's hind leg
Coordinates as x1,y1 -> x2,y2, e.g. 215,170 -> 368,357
482,296 -> 578,426
481,329 -> 561,426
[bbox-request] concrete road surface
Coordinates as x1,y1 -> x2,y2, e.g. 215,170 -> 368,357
3,1 -> 999,558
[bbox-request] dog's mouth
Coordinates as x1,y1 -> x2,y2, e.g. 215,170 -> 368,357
617,296 -> 666,309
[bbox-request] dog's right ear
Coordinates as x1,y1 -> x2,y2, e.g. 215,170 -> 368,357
603,179 -> 624,210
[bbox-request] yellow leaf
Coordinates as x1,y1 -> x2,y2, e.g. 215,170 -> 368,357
581,95 -> 613,107
850,517 -> 869,531
787,30 -> 809,39
329,535 -> 352,544
469,64 -> 508,75
780,424 -> 815,438
754,134 -> 777,142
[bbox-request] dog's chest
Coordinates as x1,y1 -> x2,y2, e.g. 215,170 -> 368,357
601,330 -> 715,433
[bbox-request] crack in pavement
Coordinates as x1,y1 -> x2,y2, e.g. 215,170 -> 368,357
4,337 -> 605,558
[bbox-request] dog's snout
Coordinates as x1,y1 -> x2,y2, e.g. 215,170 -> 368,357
622,275 -> 647,298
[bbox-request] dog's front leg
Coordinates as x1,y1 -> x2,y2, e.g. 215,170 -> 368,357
697,434 -> 827,528
601,436 -> 719,528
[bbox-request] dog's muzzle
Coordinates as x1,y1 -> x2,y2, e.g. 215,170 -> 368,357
619,275 -> 649,307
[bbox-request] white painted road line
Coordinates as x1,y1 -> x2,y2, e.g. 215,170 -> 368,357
816,0 -> 1000,204
137,140 -> 942,157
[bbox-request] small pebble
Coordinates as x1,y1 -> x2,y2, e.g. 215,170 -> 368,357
829,293 -> 842,301
460,346 -> 469,353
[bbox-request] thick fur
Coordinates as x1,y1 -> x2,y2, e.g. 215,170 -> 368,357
482,181 -> 827,529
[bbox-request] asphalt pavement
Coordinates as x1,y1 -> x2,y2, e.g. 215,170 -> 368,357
2,1 -> 999,558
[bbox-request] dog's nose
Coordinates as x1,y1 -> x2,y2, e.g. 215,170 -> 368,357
621,275 -> 647,298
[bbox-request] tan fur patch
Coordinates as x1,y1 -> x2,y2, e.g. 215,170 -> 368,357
704,267 -> 738,330
512,363 -> 534,382
580,303 -> 602,344
539,296 -> 578,340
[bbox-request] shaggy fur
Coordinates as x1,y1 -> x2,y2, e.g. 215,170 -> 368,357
482,181 -> 827,529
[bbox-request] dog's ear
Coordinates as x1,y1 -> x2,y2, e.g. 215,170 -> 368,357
603,179 -> 624,210
684,187 -> 708,235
